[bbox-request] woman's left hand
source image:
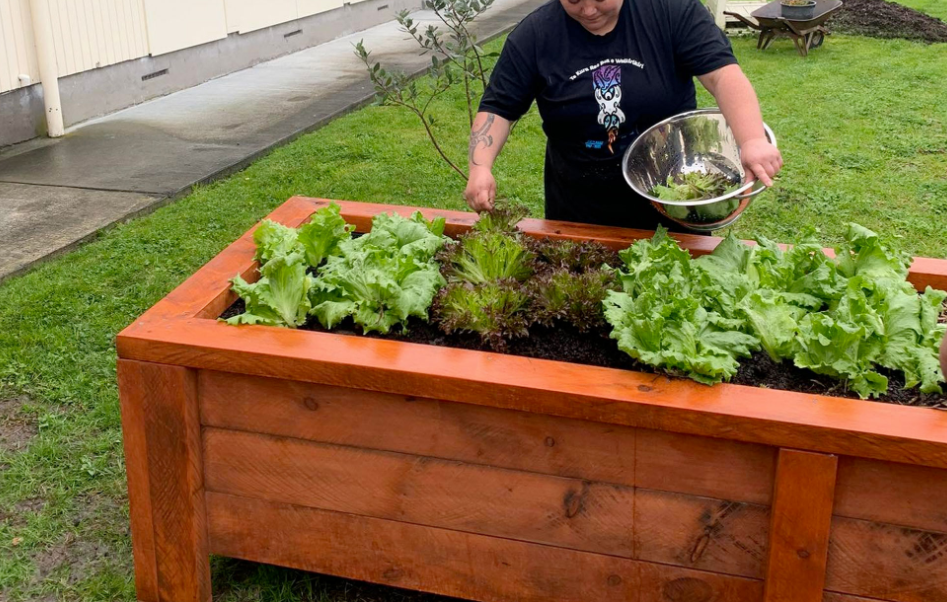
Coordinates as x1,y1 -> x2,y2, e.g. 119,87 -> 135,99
741,137 -> 783,187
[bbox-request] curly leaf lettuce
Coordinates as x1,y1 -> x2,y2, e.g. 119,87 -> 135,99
297,202 -> 352,267
604,229 -> 759,384
225,252 -> 314,328
253,220 -> 300,265
309,212 -> 448,334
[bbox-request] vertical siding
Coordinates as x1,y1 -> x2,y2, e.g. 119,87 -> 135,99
0,0 -> 361,95
224,0 -> 345,35
142,0 -> 227,57
297,0 -> 344,19
0,0 -> 150,94
47,0 -> 150,77
0,0 -> 40,93
225,0 -> 296,34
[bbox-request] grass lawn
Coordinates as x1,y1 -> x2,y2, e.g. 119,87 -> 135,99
1,27 -> 947,602
895,0 -> 947,20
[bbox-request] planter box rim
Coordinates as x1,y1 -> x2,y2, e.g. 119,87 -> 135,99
117,197 -> 947,469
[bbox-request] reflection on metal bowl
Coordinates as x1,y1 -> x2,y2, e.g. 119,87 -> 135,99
622,108 -> 777,232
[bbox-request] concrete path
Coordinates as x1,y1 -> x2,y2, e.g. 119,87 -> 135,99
0,0 -> 543,281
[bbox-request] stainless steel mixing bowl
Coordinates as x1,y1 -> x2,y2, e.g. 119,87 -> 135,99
621,109 -> 778,232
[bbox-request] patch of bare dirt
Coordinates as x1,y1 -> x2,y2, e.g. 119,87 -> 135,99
30,492 -> 126,587
0,396 -> 37,453
833,0 -> 947,43
33,534 -> 114,585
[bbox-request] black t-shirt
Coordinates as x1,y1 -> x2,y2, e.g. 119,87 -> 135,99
479,0 -> 737,229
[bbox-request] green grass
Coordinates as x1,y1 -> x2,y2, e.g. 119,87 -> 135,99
1,30 -> 947,602
894,0 -> 947,20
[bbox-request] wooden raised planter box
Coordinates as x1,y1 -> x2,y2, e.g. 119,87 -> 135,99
117,197 -> 947,602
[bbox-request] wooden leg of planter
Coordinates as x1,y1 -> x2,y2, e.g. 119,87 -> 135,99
763,449 -> 837,602
118,360 -> 210,602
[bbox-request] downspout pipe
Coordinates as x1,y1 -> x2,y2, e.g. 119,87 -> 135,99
29,0 -> 64,137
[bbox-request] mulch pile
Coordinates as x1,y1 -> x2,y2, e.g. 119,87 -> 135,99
831,0 -> 947,43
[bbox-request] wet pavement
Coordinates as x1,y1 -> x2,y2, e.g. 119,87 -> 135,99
0,0 -> 543,281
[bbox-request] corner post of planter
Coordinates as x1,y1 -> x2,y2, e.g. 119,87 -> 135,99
763,449 -> 838,602
118,359 -> 211,602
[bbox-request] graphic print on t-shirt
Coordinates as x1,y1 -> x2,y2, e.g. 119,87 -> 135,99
593,64 -> 626,154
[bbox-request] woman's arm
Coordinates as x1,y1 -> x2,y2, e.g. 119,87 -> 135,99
465,111 -> 513,212
698,64 -> 783,186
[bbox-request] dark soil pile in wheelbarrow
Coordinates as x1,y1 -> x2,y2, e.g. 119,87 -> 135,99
832,0 -> 947,43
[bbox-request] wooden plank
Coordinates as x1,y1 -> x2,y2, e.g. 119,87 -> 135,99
835,457 -> 947,533
637,428 -> 776,505
199,372 -> 638,489
119,313 -> 947,470
764,449 -> 838,602
203,427 -> 771,578
116,197 -> 947,471
206,492 -> 765,602
635,492 -> 769,578
826,517 -> 947,602
118,360 -> 210,602
117,359 -> 159,602
823,594 -> 890,602
199,370 -> 775,504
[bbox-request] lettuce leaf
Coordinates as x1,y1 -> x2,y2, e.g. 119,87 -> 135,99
605,229 -> 759,384
252,220 -> 300,265
309,211 -> 448,334
225,252 -> 313,328
605,223 -> 946,398
297,202 -> 352,267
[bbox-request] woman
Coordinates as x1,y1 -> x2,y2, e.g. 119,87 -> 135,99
465,0 -> 783,229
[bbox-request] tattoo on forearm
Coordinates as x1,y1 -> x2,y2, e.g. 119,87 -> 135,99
469,114 -> 496,166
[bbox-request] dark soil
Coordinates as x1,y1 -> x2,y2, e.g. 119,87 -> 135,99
220,299 -> 947,408
832,0 -> 947,44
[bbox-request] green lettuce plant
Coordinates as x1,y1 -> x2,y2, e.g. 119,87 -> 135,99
226,203 -> 352,328
309,211 -> 449,334
604,223 -> 946,397
226,252 -> 314,328
604,228 -> 760,385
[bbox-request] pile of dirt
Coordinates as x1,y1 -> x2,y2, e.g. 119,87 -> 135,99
832,0 -> 947,44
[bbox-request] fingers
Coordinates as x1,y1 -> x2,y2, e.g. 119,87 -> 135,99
464,185 -> 496,212
749,163 -> 774,187
476,189 -> 495,213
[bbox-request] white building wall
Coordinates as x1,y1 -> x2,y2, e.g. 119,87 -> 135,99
0,0 -> 355,94
0,0 -> 40,93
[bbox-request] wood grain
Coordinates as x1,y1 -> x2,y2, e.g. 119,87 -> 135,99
835,457 -> 947,532
635,491 -> 769,578
822,594 -> 890,602
206,491 -> 766,602
117,360 -> 159,602
826,517 -> 947,602
764,449 -> 838,602
118,360 -> 210,602
637,428 -> 776,505
203,427 -> 772,578
198,370 -> 776,504
834,457 -> 947,533
119,313 -> 947,470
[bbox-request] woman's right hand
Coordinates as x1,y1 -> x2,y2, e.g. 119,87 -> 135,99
464,166 -> 497,213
